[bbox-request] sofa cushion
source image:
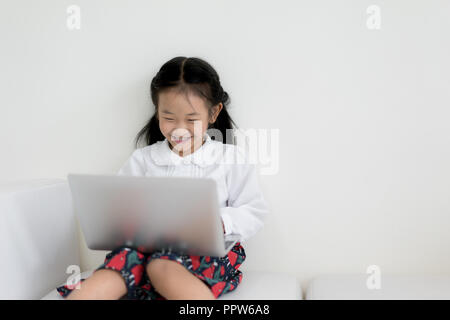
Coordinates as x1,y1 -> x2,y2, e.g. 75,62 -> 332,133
42,270 -> 301,300
219,271 -> 301,300
306,274 -> 450,300
41,270 -> 94,300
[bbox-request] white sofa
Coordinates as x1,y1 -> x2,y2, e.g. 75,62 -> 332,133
0,179 -> 301,300
306,274 -> 450,300
2,179 -> 449,300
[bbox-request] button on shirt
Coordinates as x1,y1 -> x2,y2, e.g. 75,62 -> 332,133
117,133 -> 269,243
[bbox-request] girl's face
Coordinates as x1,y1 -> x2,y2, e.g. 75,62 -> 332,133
157,88 -> 222,157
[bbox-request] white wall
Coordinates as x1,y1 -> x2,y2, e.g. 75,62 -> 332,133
1,0 -> 450,294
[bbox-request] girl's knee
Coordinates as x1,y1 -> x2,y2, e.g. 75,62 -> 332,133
146,258 -> 167,275
146,258 -> 180,281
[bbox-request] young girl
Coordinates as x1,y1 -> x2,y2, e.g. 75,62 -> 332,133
56,57 -> 269,300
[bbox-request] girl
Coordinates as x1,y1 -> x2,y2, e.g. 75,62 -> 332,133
56,57 -> 269,300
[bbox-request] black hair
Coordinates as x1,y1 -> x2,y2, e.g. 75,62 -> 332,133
134,56 -> 238,148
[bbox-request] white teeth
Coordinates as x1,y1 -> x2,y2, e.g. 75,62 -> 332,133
172,137 -> 190,141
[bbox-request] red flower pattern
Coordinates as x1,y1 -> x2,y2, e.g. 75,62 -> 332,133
105,250 -> 127,270
131,264 -> 144,285
228,250 -> 238,266
211,281 -> 226,298
57,242 -> 245,300
191,256 -> 201,271
202,265 -> 214,278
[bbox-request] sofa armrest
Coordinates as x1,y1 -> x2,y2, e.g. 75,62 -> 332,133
0,179 -> 81,299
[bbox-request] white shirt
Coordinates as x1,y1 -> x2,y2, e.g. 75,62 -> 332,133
117,133 -> 269,243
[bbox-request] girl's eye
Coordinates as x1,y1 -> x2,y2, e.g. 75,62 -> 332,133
163,118 -> 199,122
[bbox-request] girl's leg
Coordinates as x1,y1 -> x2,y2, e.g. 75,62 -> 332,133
65,269 -> 127,300
146,259 -> 215,300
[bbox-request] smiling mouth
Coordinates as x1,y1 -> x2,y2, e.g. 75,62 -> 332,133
172,136 -> 192,143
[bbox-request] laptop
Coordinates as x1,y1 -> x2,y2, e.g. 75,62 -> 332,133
67,173 -> 241,257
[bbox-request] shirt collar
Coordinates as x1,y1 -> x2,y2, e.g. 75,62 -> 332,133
150,133 -> 223,167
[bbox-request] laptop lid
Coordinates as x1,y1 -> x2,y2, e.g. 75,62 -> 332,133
67,173 -> 239,257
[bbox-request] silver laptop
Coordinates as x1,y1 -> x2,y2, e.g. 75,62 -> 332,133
67,173 -> 240,257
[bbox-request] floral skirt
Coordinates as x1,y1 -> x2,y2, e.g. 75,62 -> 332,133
56,242 -> 246,300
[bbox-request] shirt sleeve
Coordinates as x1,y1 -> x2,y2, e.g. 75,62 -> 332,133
219,146 -> 270,243
117,149 -> 146,176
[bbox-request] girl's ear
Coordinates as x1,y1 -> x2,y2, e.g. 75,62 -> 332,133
210,103 -> 223,124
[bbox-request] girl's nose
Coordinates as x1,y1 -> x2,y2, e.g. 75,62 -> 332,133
171,128 -> 191,138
